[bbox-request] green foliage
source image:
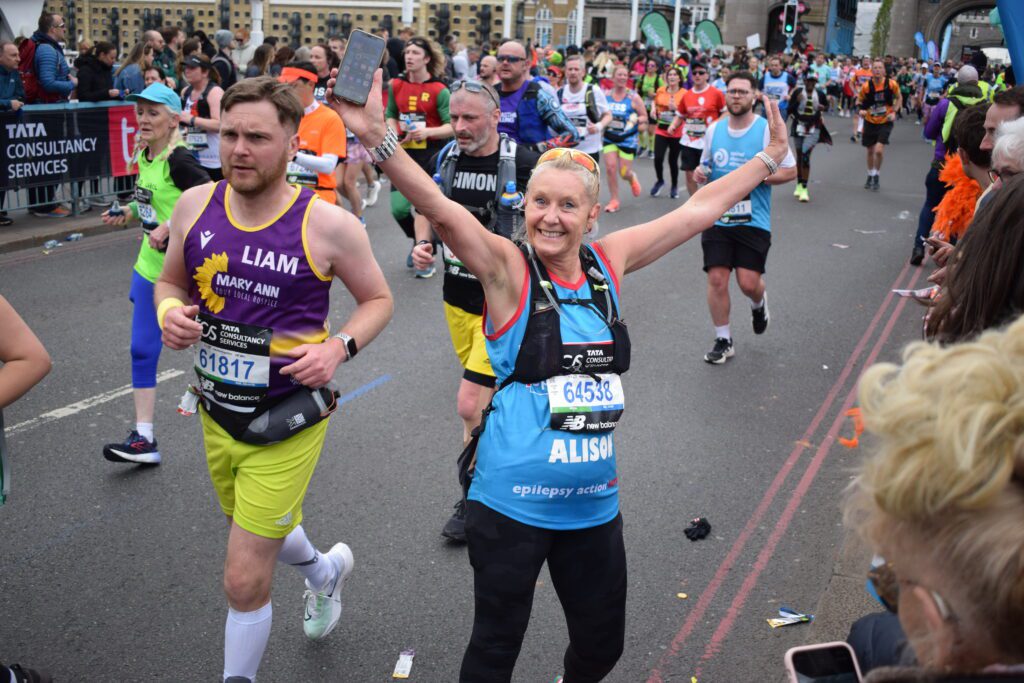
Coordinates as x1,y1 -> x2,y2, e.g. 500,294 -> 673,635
871,0 -> 893,56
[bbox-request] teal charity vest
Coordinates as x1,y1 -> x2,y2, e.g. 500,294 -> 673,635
471,246 -> 622,530
709,117 -> 772,232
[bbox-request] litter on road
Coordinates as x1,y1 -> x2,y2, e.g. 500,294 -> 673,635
393,649 -> 415,679
767,606 -> 814,628
684,517 -> 711,541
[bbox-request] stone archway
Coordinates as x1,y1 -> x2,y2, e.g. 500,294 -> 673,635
922,0 -> 996,45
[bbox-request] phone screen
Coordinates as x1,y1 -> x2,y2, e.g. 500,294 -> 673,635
791,646 -> 859,683
334,30 -> 386,105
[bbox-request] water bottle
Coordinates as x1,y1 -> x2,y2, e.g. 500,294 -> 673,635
401,114 -> 415,134
696,164 -> 711,185
43,240 -> 62,249
496,181 -> 522,239
66,232 -> 84,241
108,199 -> 124,217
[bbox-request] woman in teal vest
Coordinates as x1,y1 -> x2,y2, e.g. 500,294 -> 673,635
332,69 -> 791,683
100,83 -> 210,465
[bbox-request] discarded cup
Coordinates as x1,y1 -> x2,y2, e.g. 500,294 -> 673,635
66,232 -> 84,241
43,240 -> 62,249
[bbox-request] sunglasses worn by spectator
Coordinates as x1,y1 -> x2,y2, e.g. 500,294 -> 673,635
693,70 -> 708,76
537,147 -> 600,177
497,55 -> 525,64
988,168 -> 1018,184
867,561 -> 954,620
450,79 -> 500,108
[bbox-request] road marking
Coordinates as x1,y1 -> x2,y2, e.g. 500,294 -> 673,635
691,267 -> 922,676
337,373 -> 391,406
4,369 -> 185,437
648,262 -> 918,682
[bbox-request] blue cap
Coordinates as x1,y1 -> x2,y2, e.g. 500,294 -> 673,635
127,83 -> 182,114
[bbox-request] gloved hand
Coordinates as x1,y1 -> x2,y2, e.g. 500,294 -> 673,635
535,133 -> 578,152
684,517 -> 711,541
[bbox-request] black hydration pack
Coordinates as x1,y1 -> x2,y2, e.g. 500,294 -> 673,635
435,133 -> 520,238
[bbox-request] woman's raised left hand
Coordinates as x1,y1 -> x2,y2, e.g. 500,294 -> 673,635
761,94 -> 790,165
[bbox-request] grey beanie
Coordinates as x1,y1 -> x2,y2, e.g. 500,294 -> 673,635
956,65 -> 979,85
214,29 -> 234,48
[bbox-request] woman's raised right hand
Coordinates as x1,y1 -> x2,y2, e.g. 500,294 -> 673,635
326,68 -> 389,149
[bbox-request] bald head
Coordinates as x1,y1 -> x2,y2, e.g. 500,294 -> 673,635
496,40 -> 529,91
144,30 -> 164,51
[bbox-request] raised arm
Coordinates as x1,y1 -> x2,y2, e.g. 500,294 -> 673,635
598,96 -> 789,277
327,69 -> 522,306
0,296 -> 52,410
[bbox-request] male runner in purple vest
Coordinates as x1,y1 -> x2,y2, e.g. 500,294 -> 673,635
155,77 -> 393,681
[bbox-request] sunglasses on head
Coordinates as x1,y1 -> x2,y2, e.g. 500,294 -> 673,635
536,147 -> 600,178
451,79 -> 500,107
496,54 -> 525,63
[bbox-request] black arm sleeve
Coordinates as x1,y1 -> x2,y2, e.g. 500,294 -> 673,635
168,147 -> 212,190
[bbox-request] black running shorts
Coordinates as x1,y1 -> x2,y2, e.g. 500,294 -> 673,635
701,225 -> 772,273
679,145 -> 703,171
862,121 -> 893,147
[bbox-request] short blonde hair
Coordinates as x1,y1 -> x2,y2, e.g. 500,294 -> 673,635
846,315 -> 1024,661
527,151 -> 600,204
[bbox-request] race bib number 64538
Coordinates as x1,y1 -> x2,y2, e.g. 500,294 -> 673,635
547,374 -> 624,433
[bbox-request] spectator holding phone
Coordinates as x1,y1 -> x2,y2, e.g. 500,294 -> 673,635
844,317 -> 1024,679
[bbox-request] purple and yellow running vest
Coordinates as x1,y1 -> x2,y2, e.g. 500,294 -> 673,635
183,181 -> 331,412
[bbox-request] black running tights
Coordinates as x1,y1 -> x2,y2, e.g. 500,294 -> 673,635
796,144 -> 813,185
653,134 -> 681,186
459,501 -> 627,683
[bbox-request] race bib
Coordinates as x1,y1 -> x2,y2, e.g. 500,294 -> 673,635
870,104 -> 888,117
684,118 -> 707,138
658,110 -> 676,125
608,118 -> 626,131
400,114 -> 427,150
194,314 -> 272,411
547,374 -> 624,433
796,122 -> 808,136
721,196 -> 752,225
134,186 -> 157,227
186,129 -> 208,148
286,161 -> 318,188
442,242 -> 477,281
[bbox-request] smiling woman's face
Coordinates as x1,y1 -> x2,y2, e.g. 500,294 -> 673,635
524,167 -> 598,262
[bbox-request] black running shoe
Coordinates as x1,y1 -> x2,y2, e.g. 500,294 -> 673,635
103,430 -> 161,464
703,337 -> 735,365
864,175 -> 872,189
871,175 -> 880,192
7,663 -> 52,683
910,244 -> 925,266
752,298 -> 770,335
441,498 -> 467,543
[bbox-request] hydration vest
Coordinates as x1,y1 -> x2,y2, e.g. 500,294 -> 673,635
557,83 -> 600,124
501,79 -> 549,145
499,244 -> 630,390
435,134 -> 520,238
940,85 -> 987,144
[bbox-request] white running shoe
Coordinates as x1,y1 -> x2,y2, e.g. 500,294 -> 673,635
365,180 -> 382,207
302,542 -> 354,640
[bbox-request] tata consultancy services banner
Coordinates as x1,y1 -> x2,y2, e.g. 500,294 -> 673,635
0,102 -> 138,191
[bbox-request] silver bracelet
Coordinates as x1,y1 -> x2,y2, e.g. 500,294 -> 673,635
368,126 -> 399,164
755,151 -> 779,176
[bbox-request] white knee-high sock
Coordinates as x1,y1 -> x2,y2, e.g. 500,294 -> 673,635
277,525 -> 333,590
223,601 -> 272,681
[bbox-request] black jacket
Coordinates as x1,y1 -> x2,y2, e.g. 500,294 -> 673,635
75,54 -> 115,102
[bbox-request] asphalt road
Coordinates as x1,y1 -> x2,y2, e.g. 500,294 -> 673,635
0,116 -> 933,682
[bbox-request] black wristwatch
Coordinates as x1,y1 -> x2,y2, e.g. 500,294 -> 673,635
332,332 -> 358,361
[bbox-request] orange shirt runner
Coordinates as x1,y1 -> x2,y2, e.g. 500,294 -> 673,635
288,101 -> 348,203
653,86 -> 687,138
858,77 -> 900,125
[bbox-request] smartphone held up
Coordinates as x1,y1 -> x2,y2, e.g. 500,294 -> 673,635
784,641 -> 863,683
333,30 -> 386,106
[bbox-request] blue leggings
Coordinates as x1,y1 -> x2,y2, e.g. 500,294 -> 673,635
129,270 -> 163,389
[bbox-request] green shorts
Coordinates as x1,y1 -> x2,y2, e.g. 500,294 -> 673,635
602,143 -> 637,160
201,407 -> 330,538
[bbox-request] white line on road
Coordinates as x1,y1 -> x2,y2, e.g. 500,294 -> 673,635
4,369 -> 185,437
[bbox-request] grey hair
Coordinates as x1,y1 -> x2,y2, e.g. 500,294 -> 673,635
993,117 -> 1024,168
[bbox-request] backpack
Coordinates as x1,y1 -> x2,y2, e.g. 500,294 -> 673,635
212,53 -> 237,90
18,38 -> 60,104
435,134 -> 519,238
557,83 -> 600,124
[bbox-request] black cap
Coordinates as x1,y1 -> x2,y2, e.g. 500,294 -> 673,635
183,55 -> 208,68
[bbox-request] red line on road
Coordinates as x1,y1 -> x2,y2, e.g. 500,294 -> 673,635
692,267 -> 922,675
646,261 -> 916,683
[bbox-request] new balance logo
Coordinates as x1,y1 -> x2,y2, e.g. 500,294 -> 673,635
562,415 -> 586,430
200,230 -> 215,249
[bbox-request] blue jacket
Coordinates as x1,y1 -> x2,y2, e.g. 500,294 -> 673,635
0,65 -> 25,111
32,32 -> 74,100
113,63 -> 145,97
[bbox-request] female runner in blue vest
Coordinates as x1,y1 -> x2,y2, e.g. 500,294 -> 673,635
331,69 -> 789,683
